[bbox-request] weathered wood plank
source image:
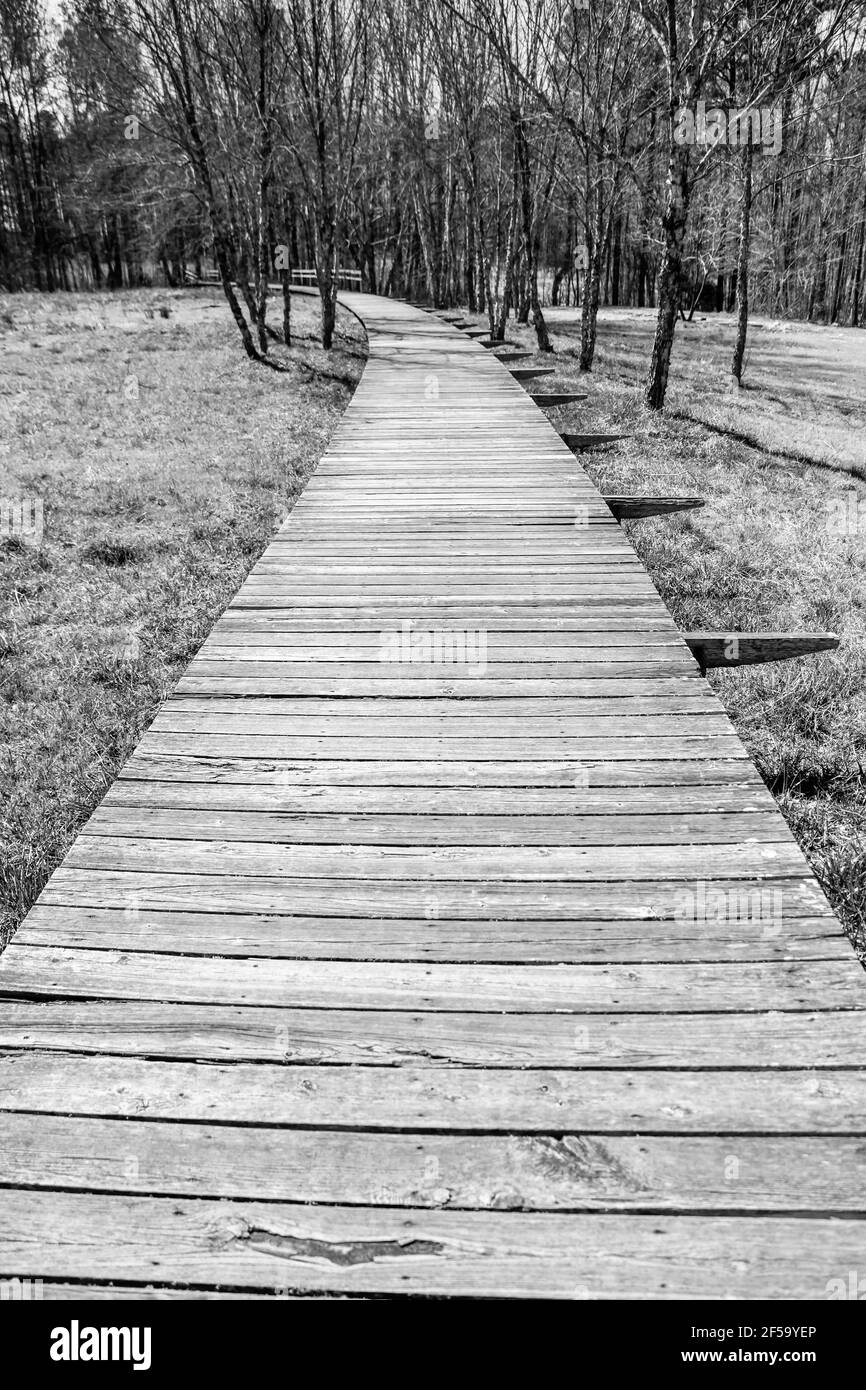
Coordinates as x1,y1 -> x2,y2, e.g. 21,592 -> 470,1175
5,1114 -> 863,1211
3,998 -> 860,1064
604,496 -> 706,521
148,712 -> 730,735
563,433 -> 630,450
99,779 -> 775,814
3,1053 -> 865,1132
14,902 -> 846,962
2,948 -> 859,1011
59,836 -> 808,883
2,1189 -> 862,1296
173,677 -> 723,696
133,733 -> 749,760
531,393 -> 588,407
114,755 -> 762,787
34,869 -> 831,919
80,806 -> 789,848
684,632 -> 841,669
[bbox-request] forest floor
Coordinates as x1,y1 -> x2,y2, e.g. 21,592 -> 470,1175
500,304 -> 866,956
0,287 -> 366,950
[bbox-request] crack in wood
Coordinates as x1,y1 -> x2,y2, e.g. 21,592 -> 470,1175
234,1225 -> 445,1265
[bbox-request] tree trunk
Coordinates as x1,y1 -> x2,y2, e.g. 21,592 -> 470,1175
829,228 -> 848,325
851,189 -> 866,328
255,43 -> 272,358
731,138 -> 752,388
413,186 -> 439,305
516,265 -> 530,323
491,190 -> 519,340
465,210 -> 477,311
645,140 -> 690,411
610,216 -> 622,307
578,183 -> 604,371
512,105 -> 551,352
215,231 -> 259,360
316,216 -> 338,350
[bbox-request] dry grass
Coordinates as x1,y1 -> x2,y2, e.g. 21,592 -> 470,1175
490,305 -> 866,957
0,287 -> 365,950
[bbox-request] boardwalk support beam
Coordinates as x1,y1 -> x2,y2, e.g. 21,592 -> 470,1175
604,496 -> 705,521
684,631 -> 840,674
532,392 -> 588,407
511,367 -> 555,382
563,433 -> 630,451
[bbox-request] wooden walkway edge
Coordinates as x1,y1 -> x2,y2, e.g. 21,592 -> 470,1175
1,294 -> 864,1299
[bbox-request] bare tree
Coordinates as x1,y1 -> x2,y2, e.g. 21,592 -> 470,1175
280,0 -> 369,347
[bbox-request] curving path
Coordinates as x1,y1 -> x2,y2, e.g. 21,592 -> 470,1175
0,294 -> 864,1298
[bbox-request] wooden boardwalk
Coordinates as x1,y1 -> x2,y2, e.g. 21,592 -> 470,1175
1,294 -> 864,1299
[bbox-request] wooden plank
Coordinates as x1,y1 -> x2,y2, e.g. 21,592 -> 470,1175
132,735 -> 750,762
563,433 -> 630,450
4,1113 -> 864,1211
193,644 -> 692,662
151,693 -> 714,711
182,662 -> 702,682
102,780 -> 771,813
2,948 -> 858,1011
12,905 -> 848,962
81,806 -> 788,848
604,496 -> 706,521
3,998 -> 861,1065
115,754 -> 764,787
206,613 -> 683,626
3,1189 -> 863,1297
58,836 -> 808,881
3,1054 -> 865,1132
147,712 -> 732,735
174,677 -> 719,697
684,632 -> 841,669
35,870 -> 831,919
531,393 -> 588,406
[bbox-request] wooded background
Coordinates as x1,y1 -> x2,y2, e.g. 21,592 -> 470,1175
2,0 -> 864,405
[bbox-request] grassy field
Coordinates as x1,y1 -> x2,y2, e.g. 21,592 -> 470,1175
498,306 -> 866,955
0,287 -> 365,950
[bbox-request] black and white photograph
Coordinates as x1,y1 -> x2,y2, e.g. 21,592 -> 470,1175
1,0 -> 865,1336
